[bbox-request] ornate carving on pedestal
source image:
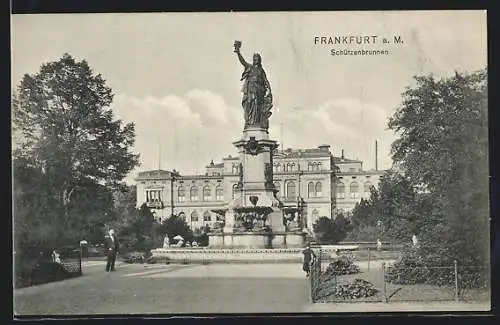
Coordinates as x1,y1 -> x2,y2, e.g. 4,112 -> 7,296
249,195 -> 259,206
264,162 -> 273,189
236,162 -> 244,189
245,136 -> 264,155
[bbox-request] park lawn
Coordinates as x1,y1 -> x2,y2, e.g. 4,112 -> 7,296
316,268 -> 489,303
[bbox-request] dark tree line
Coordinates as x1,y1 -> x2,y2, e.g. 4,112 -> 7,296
348,69 -> 489,268
13,54 -> 139,285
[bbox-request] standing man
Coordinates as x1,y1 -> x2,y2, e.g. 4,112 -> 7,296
302,244 -> 317,278
104,229 -> 120,272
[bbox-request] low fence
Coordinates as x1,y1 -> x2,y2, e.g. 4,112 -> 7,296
15,246 -> 83,288
310,248 -> 489,303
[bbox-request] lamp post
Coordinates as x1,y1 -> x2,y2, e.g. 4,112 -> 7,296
170,174 -> 176,218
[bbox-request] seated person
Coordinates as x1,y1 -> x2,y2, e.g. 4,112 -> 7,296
52,250 -> 62,264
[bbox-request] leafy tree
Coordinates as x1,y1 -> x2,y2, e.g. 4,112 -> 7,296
159,214 -> 194,244
13,54 -> 139,285
12,53 -> 139,239
109,184 -> 137,233
388,69 -> 488,267
119,203 -> 161,252
313,215 -> 352,244
347,170 -> 427,242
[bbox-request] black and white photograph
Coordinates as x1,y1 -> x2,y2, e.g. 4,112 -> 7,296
11,10 -> 490,315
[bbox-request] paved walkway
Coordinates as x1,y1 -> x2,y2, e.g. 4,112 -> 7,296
14,261 -> 490,315
14,262 -> 311,315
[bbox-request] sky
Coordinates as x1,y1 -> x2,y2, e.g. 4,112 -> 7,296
11,11 -> 487,184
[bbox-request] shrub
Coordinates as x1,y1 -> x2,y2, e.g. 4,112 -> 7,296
31,262 -> 72,286
386,262 -> 487,289
122,251 -> 147,264
323,256 -> 360,276
317,278 -> 379,300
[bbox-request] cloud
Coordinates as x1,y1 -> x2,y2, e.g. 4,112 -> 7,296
110,90 -> 243,179
270,97 -> 395,169
186,89 -> 230,125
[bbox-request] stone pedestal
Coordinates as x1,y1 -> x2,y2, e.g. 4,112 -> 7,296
233,127 -> 282,225
208,127 -> 303,249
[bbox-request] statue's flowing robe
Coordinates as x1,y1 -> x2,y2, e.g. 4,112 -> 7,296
241,65 -> 272,128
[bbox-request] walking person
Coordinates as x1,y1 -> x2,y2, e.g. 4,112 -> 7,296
104,229 -> 120,272
302,244 -> 317,278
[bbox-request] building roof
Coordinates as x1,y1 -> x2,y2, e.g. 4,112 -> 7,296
135,169 -> 180,180
273,146 -> 332,159
206,161 -> 224,168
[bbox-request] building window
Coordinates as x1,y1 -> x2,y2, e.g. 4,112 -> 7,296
336,182 -> 345,199
203,186 -> 211,201
315,182 -> 322,197
308,162 -> 320,172
286,181 -> 296,199
350,182 -> 359,199
232,164 -> 240,175
216,186 -> 223,201
232,184 -> 238,199
190,186 -> 199,201
311,209 -> 319,223
203,211 -> 212,222
364,182 -> 372,197
274,182 -> 281,198
285,163 -> 295,172
191,211 -> 198,222
146,190 -> 162,202
307,182 -> 315,198
178,186 -> 185,202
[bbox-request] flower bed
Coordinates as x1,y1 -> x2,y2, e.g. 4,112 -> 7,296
323,256 -> 361,276
316,278 -> 379,301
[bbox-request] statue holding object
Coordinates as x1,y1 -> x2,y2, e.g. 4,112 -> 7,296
234,40 -> 273,130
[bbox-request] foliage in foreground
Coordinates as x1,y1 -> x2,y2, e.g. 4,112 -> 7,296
316,278 -> 379,300
13,54 -> 139,284
323,256 -> 360,276
387,69 -> 489,269
347,69 -> 489,275
385,245 -> 489,289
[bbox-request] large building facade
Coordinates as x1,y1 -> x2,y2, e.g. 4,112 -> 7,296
135,145 -> 385,231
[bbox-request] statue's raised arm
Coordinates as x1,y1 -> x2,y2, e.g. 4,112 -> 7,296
234,40 -> 250,68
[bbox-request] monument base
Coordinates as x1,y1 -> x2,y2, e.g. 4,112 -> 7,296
208,231 -> 305,249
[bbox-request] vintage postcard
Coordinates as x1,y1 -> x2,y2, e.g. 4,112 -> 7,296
11,10 -> 489,315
